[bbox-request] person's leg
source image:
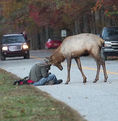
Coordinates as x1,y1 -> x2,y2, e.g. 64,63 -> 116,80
33,74 -> 62,86
47,74 -> 62,84
33,74 -> 57,86
47,74 -> 58,84
33,78 -> 47,86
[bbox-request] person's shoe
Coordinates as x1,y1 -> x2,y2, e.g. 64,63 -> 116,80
45,80 -> 54,85
57,79 -> 63,84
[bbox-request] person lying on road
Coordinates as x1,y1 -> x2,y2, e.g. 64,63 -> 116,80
29,58 -> 63,86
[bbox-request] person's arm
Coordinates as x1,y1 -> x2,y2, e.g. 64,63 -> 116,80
40,66 -> 49,78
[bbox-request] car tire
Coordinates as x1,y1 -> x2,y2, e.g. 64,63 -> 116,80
103,53 -> 107,60
104,55 -> 107,60
1,54 -> 6,61
24,53 -> 30,59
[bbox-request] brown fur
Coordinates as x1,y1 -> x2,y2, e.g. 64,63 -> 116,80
51,49 -> 65,64
48,33 -> 108,84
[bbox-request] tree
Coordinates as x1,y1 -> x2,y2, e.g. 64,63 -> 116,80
0,0 -> 118,49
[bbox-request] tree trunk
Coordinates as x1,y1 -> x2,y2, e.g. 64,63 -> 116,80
74,20 -> 78,34
29,28 -> 39,50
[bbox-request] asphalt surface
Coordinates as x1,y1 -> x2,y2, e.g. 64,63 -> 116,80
0,49 -> 118,121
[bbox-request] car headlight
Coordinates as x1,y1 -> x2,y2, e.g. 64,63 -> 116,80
2,46 -> 8,51
104,41 -> 112,47
22,43 -> 29,49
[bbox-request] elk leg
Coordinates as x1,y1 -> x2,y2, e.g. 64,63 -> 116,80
75,58 -> 87,83
91,50 -> 101,83
93,60 -> 100,83
65,57 -> 71,84
100,58 -> 108,82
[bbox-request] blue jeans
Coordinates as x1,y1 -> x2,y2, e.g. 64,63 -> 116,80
33,74 -> 58,86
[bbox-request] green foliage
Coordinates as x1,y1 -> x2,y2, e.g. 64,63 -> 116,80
0,0 -> 118,35
93,0 -> 118,16
0,0 -> 96,30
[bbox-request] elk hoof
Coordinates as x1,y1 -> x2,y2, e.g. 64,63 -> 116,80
83,80 -> 87,83
104,76 -> 108,82
83,77 -> 87,83
93,80 -> 97,83
65,82 -> 69,84
104,80 -> 107,82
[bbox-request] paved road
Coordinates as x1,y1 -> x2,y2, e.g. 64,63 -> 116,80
0,49 -> 118,121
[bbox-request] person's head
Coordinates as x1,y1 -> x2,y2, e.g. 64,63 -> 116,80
44,57 -> 51,66
45,56 -> 63,70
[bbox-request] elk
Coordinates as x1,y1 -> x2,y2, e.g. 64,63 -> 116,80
48,33 -> 108,84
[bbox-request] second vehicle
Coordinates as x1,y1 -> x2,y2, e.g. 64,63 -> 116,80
45,38 -> 62,49
0,34 -> 30,60
101,26 -> 118,60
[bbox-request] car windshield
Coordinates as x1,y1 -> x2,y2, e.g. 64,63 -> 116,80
102,27 -> 118,39
2,35 -> 25,44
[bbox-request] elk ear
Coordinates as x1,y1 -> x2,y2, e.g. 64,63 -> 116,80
48,55 -> 55,62
44,57 -> 50,63
45,57 -> 50,60
45,56 -> 54,64
52,56 -> 55,60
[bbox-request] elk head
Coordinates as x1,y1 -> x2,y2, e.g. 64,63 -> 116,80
46,56 -> 63,71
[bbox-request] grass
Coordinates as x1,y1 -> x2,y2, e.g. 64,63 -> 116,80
0,68 -> 86,121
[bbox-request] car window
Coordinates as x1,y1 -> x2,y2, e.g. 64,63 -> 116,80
102,28 -> 118,39
2,36 -> 25,44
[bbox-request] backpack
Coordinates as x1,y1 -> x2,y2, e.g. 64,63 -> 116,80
13,76 -> 34,85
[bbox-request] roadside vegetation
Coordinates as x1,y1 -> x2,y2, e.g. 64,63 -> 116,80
0,68 -> 86,121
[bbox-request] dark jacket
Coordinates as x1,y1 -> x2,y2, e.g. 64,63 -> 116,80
29,62 -> 51,82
